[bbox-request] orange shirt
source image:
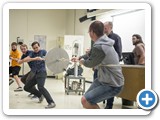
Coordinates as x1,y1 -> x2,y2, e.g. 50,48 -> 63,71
10,49 -> 21,67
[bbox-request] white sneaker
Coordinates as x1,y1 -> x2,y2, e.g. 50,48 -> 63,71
28,93 -> 33,97
45,102 -> 56,109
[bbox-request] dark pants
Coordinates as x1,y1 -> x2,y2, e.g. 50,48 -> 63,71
93,69 -> 114,108
24,71 -> 54,104
9,66 -> 21,76
21,71 -> 37,95
106,97 -> 114,108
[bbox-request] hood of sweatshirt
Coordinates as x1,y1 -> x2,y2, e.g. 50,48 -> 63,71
94,34 -> 115,47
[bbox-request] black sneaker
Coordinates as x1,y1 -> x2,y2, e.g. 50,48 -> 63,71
9,79 -> 14,85
14,87 -> 23,92
38,95 -> 44,103
45,102 -> 56,109
104,105 -> 112,109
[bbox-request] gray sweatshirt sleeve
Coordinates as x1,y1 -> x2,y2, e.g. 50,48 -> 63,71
79,54 -> 89,60
82,46 -> 105,68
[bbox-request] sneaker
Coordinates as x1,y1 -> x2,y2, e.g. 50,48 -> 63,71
14,87 -> 23,92
28,93 -> 33,97
38,95 -> 44,103
9,79 -> 14,85
31,95 -> 38,99
45,102 -> 56,109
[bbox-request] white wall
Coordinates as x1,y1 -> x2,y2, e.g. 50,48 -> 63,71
9,10 -> 28,44
66,9 -> 92,53
65,10 -> 75,35
10,9 -> 67,50
9,9 -> 67,75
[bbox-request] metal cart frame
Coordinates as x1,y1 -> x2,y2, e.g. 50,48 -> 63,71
64,75 -> 85,95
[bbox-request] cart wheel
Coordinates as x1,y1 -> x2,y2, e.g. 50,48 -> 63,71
67,92 -> 69,95
78,92 -> 81,95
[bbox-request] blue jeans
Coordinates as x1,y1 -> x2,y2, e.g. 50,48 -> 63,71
93,69 -> 115,108
84,78 -> 123,104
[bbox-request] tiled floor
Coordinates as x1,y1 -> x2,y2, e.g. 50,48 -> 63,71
9,78 -> 138,109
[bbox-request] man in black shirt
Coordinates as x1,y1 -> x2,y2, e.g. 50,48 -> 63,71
104,22 -> 122,60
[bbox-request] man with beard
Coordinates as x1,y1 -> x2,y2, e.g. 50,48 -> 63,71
132,34 -> 145,65
9,42 -> 23,91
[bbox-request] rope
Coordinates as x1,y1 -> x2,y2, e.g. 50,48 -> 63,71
99,64 -> 121,67
58,58 -> 70,62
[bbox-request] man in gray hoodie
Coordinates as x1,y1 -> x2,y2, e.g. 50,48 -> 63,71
71,21 -> 124,109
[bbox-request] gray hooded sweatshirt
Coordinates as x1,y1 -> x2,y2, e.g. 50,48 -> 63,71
81,34 -> 124,87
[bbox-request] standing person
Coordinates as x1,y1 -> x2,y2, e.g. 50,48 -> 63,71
20,41 -> 56,109
9,42 -> 23,91
101,21 -> 122,109
104,22 -> 122,60
72,21 -> 124,109
132,34 -> 145,65
18,44 -> 37,98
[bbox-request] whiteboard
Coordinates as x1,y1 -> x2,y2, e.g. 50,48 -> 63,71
34,35 -> 46,50
113,10 -> 145,52
64,35 -> 84,59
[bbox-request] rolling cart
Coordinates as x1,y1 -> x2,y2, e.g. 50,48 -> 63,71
64,75 -> 85,95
